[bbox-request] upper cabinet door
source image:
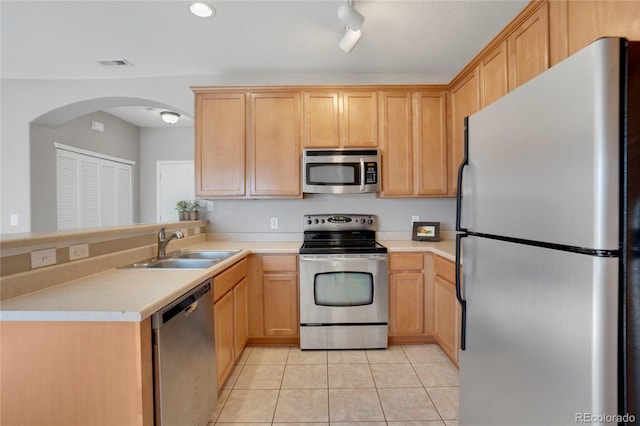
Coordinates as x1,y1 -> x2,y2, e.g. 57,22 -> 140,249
380,91 -> 413,196
341,91 -> 378,147
195,92 -> 246,198
480,41 -> 509,108
507,3 -> 550,91
248,92 -> 302,198
413,90 -> 448,196
449,67 -> 480,196
567,1 -> 640,56
303,92 -> 340,148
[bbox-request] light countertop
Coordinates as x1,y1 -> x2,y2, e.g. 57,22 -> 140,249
0,239 -> 456,323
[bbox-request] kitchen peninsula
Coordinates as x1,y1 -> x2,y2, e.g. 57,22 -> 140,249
0,221 -> 456,426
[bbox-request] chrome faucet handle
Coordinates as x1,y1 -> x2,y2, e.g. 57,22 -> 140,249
158,227 -> 166,243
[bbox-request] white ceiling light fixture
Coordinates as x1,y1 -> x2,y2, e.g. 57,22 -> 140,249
190,2 -> 215,18
160,111 -> 181,124
337,1 -> 364,31
339,28 -> 362,53
337,0 -> 364,53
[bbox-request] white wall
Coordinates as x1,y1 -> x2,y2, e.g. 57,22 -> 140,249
30,111 -> 141,232
1,72 -> 448,234
139,127 -> 194,223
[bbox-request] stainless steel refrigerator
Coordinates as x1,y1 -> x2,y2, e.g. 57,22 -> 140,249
456,37 -> 639,425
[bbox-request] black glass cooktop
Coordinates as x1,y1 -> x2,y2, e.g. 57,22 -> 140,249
299,230 -> 388,254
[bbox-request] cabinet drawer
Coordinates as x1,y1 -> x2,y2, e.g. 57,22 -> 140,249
389,253 -> 423,271
262,255 -> 297,273
434,256 -> 456,283
214,258 -> 248,302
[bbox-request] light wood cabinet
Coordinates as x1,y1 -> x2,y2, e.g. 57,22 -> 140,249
247,254 -> 299,344
214,290 -> 235,388
449,67 -> 480,196
195,92 -> 246,197
193,88 -> 302,199
389,253 -> 425,336
388,253 -> 436,345
303,91 -> 340,147
380,91 -> 413,196
342,91 -> 378,147
234,277 -> 249,356
248,92 -> 302,197
213,258 -> 249,388
380,90 -> 448,197
433,256 -> 461,366
303,90 -> 378,148
1,319 -> 153,426
507,2 -> 550,91
566,1 -> 640,57
413,90 -> 449,196
480,41 -> 509,108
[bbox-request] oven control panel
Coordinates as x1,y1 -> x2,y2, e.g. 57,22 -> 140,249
303,214 -> 376,231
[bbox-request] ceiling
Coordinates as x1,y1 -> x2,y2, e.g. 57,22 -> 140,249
1,0 -> 528,127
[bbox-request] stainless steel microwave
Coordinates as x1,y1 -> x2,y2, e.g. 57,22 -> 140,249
302,148 -> 381,194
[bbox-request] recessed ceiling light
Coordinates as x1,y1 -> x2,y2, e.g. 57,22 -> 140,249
190,2 -> 215,18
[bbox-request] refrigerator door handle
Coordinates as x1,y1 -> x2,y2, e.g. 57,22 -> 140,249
455,116 -> 469,350
455,117 -> 469,233
455,232 -> 467,351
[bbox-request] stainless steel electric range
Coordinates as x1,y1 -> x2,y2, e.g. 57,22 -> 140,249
299,214 -> 388,350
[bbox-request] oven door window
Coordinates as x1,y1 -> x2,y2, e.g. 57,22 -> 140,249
314,272 -> 373,306
306,163 -> 360,185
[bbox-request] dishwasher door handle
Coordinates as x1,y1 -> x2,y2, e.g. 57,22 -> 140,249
184,300 -> 199,316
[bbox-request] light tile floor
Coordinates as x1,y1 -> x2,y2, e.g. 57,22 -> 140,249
210,344 -> 459,425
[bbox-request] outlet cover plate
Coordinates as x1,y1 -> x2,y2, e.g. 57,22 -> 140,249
31,248 -> 57,269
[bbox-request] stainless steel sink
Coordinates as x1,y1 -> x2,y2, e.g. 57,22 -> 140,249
123,258 -> 217,269
173,250 -> 240,260
119,250 -> 240,269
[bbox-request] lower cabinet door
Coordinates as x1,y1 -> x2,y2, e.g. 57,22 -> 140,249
214,290 -> 235,389
234,277 -> 249,355
389,272 -> 425,335
434,275 -> 460,365
263,273 -> 298,336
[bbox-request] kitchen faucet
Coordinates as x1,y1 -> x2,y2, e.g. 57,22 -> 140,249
157,227 -> 184,259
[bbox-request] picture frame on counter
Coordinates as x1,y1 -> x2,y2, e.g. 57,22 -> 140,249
412,221 -> 440,242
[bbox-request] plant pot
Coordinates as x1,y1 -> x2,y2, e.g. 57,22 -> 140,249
189,211 -> 198,220
178,211 -> 189,221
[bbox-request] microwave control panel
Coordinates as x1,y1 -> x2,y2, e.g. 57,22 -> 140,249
365,162 -> 378,184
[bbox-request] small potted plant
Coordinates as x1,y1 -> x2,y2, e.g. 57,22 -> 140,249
188,201 -> 201,220
175,200 -> 191,221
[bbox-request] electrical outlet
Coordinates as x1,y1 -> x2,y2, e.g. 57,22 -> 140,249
194,227 -> 201,235
207,201 -> 214,212
9,214 -> 18,226
31,248 -> 57,269
412,215 -> 420,222
270,217 -> 279,229
69,243 -> 89,261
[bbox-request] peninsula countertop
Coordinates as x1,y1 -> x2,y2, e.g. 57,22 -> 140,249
0,239 -> 456,322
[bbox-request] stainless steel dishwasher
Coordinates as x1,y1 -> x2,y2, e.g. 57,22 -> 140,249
152,279 -> 217,426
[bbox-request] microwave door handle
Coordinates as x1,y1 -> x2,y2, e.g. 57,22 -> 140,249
360,158 -> 365,192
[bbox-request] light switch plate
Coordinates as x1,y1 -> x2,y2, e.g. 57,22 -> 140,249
31,248 -> 57,268
412,215 -> 420,222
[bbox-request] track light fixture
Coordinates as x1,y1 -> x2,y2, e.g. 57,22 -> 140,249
339,28 -> 362,53
160,111 -> 181,124
337,1 -> 364,31
337,0 -> 364,53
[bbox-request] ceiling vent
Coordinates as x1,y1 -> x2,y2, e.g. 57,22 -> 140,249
97,59 -> 132,67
